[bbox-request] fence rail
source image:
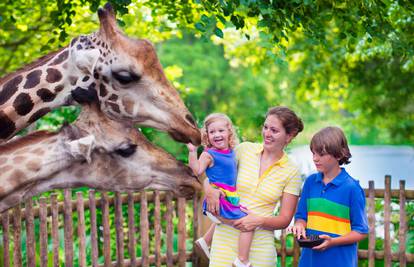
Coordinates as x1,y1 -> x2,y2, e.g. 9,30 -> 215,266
0,176 -> 412,267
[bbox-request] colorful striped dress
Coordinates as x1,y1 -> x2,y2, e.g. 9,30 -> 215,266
203,148 -> 246,219
209,142 -> 302,267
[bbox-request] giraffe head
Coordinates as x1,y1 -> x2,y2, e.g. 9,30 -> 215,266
68,3 -> 200,145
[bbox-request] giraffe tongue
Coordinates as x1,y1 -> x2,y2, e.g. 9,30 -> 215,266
168,131 -> 191,144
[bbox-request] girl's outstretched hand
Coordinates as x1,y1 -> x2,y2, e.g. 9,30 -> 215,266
186,143 -> 198,152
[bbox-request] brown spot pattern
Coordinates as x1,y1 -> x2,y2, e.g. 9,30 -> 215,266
24,70 -> 42,89
13,156 -> 26,163
0,165 -> 12,173
28,107 -> 51,123
37,88 -> 56,102
122,97 -> 134,115
0,110 -> 16,139
54,85 -> 64,92
107,101 -> 120,113
0,157 -> 7,165
10,169 -> 27,186
13,93 -> 34,115
0,75 -> 23,105
69,76 -> 78,85
26,160 -> 42,172
30,147 -> 45,155
49,50 -> 69,65
46,68 -> 62,83
99,84 -> 108,97
108,94 -> 118,101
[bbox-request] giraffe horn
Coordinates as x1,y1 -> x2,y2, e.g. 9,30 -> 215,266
97,3 -> 118,39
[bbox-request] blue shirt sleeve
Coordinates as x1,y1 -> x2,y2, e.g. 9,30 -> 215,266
294,175 -> 310,222
349,181 -> 369,234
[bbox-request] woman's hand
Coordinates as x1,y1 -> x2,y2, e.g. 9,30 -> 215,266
204,181 -> 223,216
232,208 -> 264,232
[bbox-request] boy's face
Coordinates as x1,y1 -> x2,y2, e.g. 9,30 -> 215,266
312,151 -> 340,174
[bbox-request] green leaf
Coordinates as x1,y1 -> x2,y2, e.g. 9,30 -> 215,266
214,27 -> 224,38
195,22 -> 206,32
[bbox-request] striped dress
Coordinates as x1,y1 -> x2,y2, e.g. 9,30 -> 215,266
209,142 -> 302,267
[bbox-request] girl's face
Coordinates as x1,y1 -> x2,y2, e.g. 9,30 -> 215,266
207,119 -> 230,150
262,115 -> 293,152
312,151 -> 339,174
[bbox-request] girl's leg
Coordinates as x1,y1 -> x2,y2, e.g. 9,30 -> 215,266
238,231 -> 254,264
203,223 -> 215,245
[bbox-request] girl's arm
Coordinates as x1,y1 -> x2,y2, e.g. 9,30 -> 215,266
233,192 -> 299,231
187,144 -> 212,176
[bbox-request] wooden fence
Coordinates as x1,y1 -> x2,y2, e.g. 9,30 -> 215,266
0,176 -> 413,267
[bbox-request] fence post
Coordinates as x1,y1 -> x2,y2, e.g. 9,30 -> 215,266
89,190 -> 99,267
115,192 -> 124,267
77,192 -> 87,267
25,199 -> 36,267
178,197 -> 187,267
13,204 -> 22,267
39,197 -> 48,267
128,191 -> 137,266
51,194 -> 60,267
368,181 -> 376,267
64,189 -> 74,267
2,211 -> 10,267
384,175 -> 392,267
101,192 -> 111,266
399,180 -> 407,267
140,191 -> 150,267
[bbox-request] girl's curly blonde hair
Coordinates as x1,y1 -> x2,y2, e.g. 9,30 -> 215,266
201,113 -> 239,149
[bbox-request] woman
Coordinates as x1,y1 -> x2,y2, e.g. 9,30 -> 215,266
204,106 -> 304,267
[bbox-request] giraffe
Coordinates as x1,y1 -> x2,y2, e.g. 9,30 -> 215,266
0,3 -> 200,145
0,103 -> 201,212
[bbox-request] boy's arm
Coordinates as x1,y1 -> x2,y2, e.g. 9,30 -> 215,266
314,231 -> 367,251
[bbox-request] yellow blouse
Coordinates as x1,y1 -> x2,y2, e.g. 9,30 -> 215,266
209,142 -> 302,267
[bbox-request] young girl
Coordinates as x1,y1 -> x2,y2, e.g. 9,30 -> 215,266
187,113 -> 254,267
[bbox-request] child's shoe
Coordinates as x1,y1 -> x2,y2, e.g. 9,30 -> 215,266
195,237 -> 210,260
232,257 -> 252,267
205,211 -> 221,224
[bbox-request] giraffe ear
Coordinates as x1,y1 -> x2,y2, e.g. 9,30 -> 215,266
98,3 -> 118,40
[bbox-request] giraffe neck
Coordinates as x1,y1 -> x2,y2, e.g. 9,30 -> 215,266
0,33 -> 107,142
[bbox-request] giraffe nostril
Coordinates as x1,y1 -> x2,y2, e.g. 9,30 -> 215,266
185,114 -> 196,127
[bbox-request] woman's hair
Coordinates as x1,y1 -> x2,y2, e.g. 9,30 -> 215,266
266,106 -> 304,137
310,126 -> 352,165
201,113 -> 239,149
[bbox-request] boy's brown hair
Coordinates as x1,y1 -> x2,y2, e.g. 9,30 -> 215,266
310,126 -> 351,165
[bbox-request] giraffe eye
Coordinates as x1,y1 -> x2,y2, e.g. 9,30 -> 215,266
112,71 -> 141,85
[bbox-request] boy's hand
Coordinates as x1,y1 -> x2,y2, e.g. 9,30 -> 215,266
312,234 -> 332,251
186,143 -> 198,153
286,223 -> 306,239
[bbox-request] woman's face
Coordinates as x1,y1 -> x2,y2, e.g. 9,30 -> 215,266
262,115 -> 293,151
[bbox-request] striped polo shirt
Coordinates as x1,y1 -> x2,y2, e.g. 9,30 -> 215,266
295,168 -> 368,267
209,142 -> 302,267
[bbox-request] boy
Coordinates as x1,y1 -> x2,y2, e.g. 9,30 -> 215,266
287,126 -> 368,267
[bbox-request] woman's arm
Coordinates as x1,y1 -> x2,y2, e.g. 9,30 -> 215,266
203,178 -> 224,216
233,192 -> 299,231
